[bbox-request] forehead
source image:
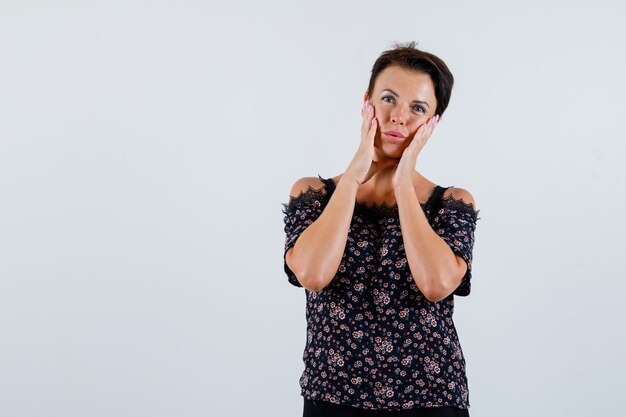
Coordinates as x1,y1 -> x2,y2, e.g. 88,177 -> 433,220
374,65 -> 436,101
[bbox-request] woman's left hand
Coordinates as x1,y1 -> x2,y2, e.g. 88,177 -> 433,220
392,114 -> 440,190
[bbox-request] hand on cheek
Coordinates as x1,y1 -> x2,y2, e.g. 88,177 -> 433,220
424,115 -> 437,127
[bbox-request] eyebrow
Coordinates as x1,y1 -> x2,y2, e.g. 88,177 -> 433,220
381,89 -> 430,108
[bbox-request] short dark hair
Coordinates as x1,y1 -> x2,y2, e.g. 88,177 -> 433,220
366,41 -> 454,117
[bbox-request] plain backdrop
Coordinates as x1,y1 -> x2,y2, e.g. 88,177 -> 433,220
1,1 -> 625,416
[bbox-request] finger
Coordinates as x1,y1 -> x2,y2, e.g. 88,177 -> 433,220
362,100 -> 374,125
366,104 -> 376,139
408,119 -> 432,151
413,119 -> 428,141
419,117 -> 437,148
425,117 -> 435,137
426,115 -> 439,139
421,119 -> 435,143
361,100 -> 371,133
368,116 -> 377,146
420,116 -> 437,140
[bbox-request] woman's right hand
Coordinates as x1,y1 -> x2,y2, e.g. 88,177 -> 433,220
344,99 -> 399,185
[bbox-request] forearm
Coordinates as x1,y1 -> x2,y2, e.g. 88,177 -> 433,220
289,175 -> 359,291
395,185 -> 460,301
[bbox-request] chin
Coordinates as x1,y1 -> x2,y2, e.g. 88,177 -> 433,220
378,144 -> 405,159
375,138 -> 402,158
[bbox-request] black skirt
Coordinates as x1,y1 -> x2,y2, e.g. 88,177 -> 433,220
303,399 -> 470,417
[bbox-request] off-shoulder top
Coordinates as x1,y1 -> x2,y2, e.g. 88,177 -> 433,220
281,175 -> 481,412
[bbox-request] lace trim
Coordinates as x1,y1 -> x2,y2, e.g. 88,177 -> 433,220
353,200 -> 426,218
326,176 -> 434,218
281,177 -> 330,215
281,176 -> 481,221
440,194 -> 481,221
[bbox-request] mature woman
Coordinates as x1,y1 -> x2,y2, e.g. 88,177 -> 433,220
282,42 -> 480,417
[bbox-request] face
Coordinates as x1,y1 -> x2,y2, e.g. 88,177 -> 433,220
367,65 -> 438,159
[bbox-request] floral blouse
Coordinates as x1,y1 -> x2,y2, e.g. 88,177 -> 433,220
281,175 -> 481,412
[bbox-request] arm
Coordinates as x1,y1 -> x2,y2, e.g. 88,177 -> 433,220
285,175 -> 360,292
395,185 -> 476,302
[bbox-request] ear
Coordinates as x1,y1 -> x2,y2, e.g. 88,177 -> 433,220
363,92 -> 368,102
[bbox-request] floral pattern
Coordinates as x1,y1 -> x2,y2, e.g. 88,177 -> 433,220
281,175 -> 480,412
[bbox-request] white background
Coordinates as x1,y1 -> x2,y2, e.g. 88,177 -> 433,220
1,1 -> 625,416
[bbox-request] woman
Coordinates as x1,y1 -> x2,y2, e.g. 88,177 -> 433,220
282,42 -> 480,417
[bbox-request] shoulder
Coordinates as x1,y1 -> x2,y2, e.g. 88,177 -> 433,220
289,176 -> 326,199
442,186 -> 478,210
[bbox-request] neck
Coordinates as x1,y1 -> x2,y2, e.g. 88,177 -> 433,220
369,169 -> 421,190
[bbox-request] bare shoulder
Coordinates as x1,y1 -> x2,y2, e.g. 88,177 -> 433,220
289,176 -> 326,199
442,186 -> 477,210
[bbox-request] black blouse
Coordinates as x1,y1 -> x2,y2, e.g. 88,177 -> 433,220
282,175 -> 480,412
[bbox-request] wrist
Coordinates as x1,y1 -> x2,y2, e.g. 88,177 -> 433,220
394,182 -> 414,194
338,174 -> 361,190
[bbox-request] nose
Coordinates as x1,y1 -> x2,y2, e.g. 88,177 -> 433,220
390,106 -> 408,125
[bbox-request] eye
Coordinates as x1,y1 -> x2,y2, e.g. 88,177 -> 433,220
382,96 -> 425,114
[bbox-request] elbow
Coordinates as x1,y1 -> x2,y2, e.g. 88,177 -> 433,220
421,278 -> 453,303
298,272 -> 327,292
422,289 -> 447,303
290,264 -> 326,292
286,248 -> 331,292
422,258 -> 466,302
303,281 -> 325,293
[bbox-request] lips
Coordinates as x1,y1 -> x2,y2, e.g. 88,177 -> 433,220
383,131 -> 406,138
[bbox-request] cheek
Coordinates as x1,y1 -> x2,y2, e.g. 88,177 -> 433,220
412,116 -> 430,132
408,121 -> 423,137
374,105 -> 387,118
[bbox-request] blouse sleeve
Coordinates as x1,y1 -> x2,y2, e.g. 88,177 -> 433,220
281,185 -> 328,288
433,196 -> 481,297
